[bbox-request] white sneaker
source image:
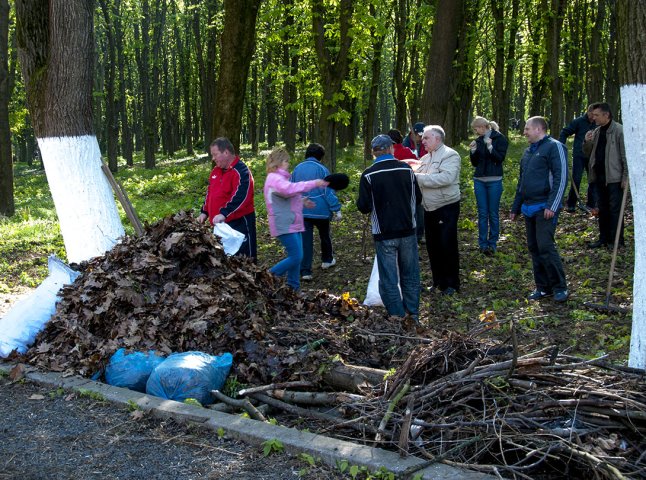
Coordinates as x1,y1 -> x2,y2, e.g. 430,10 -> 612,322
321,258 -> 336,269
302,274 -> 313,281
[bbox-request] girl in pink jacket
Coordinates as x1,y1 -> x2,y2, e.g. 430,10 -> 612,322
264,147 -> 327,290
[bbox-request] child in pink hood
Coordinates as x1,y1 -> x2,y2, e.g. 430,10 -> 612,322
264,147 -> 328,290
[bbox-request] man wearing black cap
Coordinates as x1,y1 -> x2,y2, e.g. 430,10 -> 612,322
357,134 -> 422,321
403,122 -> 428,158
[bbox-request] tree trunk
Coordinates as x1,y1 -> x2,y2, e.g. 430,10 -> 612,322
605,0 -> 620,115
545,0 -> 567,136
211,0 -> 261,152
420,0 -> 464,137
282,0 -> 298,154
587,0 -> 606,103
0,0 -> 14,217
363,4 -> 385,163
15,0 -> 124,263
617,0 -> 646,370
190,0 -> 217,150
249,63 -> 259,155
98,0 -> 119,172
445,0 -> 477,145
177,7 -> 193,156
392,0 -> 408,133
311,0 -> 355,172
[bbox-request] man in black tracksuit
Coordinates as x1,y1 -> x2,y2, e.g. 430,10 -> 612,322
511,117 -> 569,302
559,105 -> 596,212
357,134 -> 422,319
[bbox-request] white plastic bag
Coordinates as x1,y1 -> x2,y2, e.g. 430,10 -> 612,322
363,257 -> 384,306
363,257 -> 402,307
213,223 -> 245,256
0,255 -> 80,357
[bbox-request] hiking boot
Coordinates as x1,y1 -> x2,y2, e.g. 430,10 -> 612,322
553,290 -> 569,302
441,287 -> 457,296
321,258 -> 336,269
527,289 -> 552,300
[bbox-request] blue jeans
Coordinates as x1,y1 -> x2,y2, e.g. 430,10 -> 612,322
270,233 -> 303,290
474,179 -> 502,250
374,234 -> 420,317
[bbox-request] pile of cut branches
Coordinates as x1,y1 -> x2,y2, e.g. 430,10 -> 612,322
233,337 -> 645,479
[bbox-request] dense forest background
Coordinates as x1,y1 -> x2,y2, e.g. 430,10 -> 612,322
1,0 -> 619,213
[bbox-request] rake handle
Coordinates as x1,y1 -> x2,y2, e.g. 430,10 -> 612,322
603,182 -> 629,305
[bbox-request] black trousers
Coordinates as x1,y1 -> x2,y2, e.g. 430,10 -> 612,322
424,201 -> 460,291
524,213 -> 567,293
566,155 -> 594,209
228,211 -> 257,260
595,182 -> 624,246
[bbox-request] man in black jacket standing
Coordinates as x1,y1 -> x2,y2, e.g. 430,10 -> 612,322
511,117 -> 569,302
559,105 -> 596,212
357,134 -> 422,320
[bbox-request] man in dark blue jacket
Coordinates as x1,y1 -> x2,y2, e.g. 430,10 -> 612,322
559,105 -> 596,212
511,117 -> 569,302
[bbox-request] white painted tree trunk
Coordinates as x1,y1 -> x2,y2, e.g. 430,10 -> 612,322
621,84 -> 646,370
38,135 -> 124,264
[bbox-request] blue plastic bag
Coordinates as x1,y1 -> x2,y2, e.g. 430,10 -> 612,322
105,348 -> 166,392
145,351 -> 233,405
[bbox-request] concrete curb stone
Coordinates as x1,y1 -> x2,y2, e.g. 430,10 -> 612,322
0,362 -> 489,479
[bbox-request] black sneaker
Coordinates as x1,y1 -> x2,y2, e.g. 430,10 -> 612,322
553,290 -> 569,302
527,289 -> 552,300
565,206 -> 576,213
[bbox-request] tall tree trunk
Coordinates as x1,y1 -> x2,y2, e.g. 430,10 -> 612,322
177,8 -> 193,155
587,0 -> 606,103
420,0 -> 464,139
544,0 -> 567,136
392,0 -> 408,132
249,63 -> 259,155
15,0 -> 124,263
617,0 -> 646,370
311,0 -> 355,172
263,52 -> 278,148
363,4 -> 386,163
113,0 -> 133,166
190,0 -> 218,150
605,0 -> 620,114
98,0 -> 119,172
527,0 -> 545,115
0,0 -> 14,217
445,0 -> 477,145
282,0 -> 298,153
211,0 -> 261,151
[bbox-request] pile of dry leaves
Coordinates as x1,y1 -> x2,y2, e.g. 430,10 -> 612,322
20,211 -> 428,383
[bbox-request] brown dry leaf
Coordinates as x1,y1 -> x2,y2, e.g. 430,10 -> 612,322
9,364 -> 25,381
130,409 -> 145,420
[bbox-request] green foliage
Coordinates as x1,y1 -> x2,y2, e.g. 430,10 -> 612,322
222,375 -> 246,399
48,387 -> 65,398
126,399 -> 142,412
183,398 -> 203,407
77,389 -> 106,402
261,438 -> 284,457
216,427 -> 226,439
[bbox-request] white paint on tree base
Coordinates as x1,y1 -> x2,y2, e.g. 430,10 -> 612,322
38,135 -> 125,264
620,83 -> 646,370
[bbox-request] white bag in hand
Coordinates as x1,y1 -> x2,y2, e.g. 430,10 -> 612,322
213,223 -> 245,256
363,257 -> 384,306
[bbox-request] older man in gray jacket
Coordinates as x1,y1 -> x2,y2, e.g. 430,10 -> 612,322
415,125 -> 461,295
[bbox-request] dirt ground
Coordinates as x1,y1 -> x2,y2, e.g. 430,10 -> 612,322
0,374 -> 343,480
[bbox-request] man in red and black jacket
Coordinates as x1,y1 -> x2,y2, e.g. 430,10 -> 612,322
198,137 -> 257,259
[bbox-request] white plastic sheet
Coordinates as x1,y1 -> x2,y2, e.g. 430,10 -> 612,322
0,256 -> 80,357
